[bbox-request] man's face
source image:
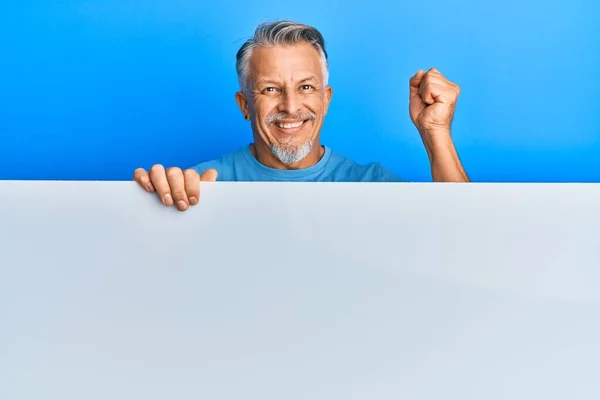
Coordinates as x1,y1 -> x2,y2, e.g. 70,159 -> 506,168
236,43 -> 333,165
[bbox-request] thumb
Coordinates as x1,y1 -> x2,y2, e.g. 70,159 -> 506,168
409,70 -> 426,99
200,168 -> 218,182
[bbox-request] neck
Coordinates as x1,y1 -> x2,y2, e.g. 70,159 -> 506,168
250,141 -> 324,170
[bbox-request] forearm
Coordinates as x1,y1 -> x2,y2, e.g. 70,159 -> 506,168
422,131 -> 470,182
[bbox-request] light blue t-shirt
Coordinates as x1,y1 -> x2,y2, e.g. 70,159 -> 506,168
191,145 -> 404,182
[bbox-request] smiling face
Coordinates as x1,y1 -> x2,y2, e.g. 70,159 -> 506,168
235,42 -> 333,169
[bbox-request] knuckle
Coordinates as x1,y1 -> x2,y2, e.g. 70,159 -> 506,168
150,164 -> 164,174
183,168 -> 199,179
166,167 -> 182,178
171,190 -> 186,200
132,168 -> 145,180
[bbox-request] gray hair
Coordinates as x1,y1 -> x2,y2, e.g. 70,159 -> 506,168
235,20 -> 329,92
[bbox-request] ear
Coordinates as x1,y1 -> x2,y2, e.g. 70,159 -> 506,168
235,91 -> 251,120
323,86 -> 333,116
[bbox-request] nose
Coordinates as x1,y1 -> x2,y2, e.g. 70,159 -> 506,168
279,89 -> 302,115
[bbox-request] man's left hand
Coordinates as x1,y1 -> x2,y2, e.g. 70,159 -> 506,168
409,68 -> 460,147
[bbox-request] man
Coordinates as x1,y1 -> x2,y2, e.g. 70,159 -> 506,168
134,20 -> 469,211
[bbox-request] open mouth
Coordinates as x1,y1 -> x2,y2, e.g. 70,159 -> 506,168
274,120 -> 307,128
272,120 -> 308,133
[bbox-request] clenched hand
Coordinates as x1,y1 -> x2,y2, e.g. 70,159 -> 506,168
409,68 -> 460,149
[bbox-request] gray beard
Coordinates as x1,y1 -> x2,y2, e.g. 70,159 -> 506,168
270,141 -> 313,165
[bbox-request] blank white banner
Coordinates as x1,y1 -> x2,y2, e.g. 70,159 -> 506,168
1,181 -> 599,400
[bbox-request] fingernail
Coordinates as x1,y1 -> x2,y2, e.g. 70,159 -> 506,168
163,194 -> 173,206
189,196 -> 198,205
146,183 -> 154,192
177,200 -> 187,210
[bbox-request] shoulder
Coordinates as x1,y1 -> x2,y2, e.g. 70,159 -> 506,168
188,146 -> 247,180
326,148 -> 405,182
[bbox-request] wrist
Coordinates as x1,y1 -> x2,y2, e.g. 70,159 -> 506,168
418,129 -> 469,182
419,129 -> 454,158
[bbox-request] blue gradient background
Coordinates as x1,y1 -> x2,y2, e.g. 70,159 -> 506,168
1,0 -> 598,182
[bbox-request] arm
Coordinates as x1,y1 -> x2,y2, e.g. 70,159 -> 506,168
423,130 -> 470,182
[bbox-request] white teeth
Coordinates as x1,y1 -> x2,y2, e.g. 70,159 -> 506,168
277,121 -> 303,129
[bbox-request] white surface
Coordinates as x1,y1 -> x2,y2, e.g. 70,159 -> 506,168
1,181 -> 599,399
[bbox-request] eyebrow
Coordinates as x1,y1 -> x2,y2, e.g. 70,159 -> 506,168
256,79 -> 280,85
298,76 -> 319,83
256,76 -> 320,85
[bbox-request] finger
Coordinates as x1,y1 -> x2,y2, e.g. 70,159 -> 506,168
149,164 -> 173,206
422,74 -> 457,90
409,70 -> 426,98
188,169 -> 218,208
424,70 -> 461,94
432,84 -> 459,103
419,80 -> 437,105
200,168 -> 218,182
133,168 -> 154,192
421,83 -> 454,104
409,70 -> 425,95
425,84 -> 458,103
424,81 -> 460,101
183,169 -> 201,206
166,167 -> 188,211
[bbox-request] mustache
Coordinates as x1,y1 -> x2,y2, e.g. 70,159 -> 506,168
265,112 -> 317,125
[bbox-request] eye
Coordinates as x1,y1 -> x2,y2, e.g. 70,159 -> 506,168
262,87 -> 280,94
300,84 -> 314,91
